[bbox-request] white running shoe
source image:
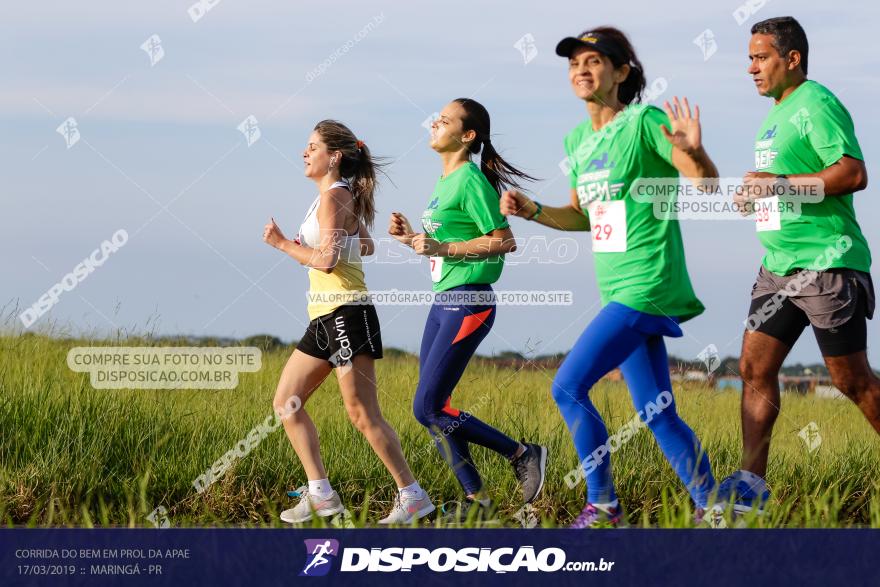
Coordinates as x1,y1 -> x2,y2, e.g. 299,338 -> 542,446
280,488 -> 346,524
378,491 -> 436,525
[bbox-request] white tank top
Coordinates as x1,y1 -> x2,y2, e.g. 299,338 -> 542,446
297,180 -> 362,264
296,180 -> 368,320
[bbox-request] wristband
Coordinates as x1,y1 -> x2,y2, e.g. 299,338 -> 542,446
528,201 -> 543,220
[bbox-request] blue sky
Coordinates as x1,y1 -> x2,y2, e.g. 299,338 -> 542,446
3,0 -> 878,366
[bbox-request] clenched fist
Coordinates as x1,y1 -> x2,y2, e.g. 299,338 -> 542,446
500,189 -> 537,219
411,233 -> 443,256
388,212 -> 416,246
263,217 -> 287,249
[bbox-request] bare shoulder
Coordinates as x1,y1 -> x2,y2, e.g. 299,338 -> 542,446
318,185 -> 358,233
320,184 -> 354,208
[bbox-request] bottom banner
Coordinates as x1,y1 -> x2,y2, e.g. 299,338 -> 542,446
1,528 -> 873,586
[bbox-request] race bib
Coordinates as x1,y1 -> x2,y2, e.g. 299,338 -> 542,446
755,196 -> 781,232
429,256 -> 443,282
587,200 -> 627,252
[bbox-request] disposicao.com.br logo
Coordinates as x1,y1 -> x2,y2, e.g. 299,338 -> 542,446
300,539 -> 614,575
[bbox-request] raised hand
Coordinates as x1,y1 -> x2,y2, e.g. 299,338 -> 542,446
661,96 -> 702,156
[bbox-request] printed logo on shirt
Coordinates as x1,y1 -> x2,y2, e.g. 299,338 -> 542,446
420,196 -> 443,234
576,170 -> 625,208
420,210 -> 442,234
755,128 -> 778,170
586,152 -> 615,171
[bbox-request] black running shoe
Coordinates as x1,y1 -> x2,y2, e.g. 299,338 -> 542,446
512,442 -> 548,504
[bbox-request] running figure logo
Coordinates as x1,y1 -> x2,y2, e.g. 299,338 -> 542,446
300,539 -> 339,577
692,29 -> 717,61
140,34 -> 164,67
237,115 -> 261,147
56,117 -> 80,149
789,107 -> 813,139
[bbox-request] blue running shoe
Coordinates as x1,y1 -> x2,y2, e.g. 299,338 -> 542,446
717,470 -> 770,516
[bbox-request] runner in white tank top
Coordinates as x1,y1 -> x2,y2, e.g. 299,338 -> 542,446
262,120 -> 435,525
296,179 -> 369,320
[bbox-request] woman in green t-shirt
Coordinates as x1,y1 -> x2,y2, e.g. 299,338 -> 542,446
501,27 -> 721,528
388,98 -> 547,522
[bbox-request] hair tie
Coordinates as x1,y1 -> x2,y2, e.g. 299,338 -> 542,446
356,140 -> 364,149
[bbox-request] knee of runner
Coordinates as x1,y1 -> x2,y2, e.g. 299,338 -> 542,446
346,409 -> 369,432
347,407 -> 385,433
641,405 -> 677,433
412,402 -> 438,429
739,356 -> 774,385
273,395 -> 304,422
271,397 -> 286,416
831,372 -> 873,400
551,375 -> 588,406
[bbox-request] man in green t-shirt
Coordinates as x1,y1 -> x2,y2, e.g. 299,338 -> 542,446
721,16 -> 879,516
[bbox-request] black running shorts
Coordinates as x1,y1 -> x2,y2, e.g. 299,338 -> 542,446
296,304 -> 383,366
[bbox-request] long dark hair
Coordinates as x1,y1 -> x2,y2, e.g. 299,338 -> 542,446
591,26 -> 646,105
452,98 -> 537,195
314,119 -> 385,228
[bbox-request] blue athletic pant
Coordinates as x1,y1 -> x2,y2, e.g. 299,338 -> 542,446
413,284 -> 520,495
551,302 -> 714,507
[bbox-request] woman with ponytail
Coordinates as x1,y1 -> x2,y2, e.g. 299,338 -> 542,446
388,99 -> 547,522
501,27 -> 721,527
263,120 -> 435,525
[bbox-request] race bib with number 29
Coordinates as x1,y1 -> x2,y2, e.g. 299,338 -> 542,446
587,200 -> 627,252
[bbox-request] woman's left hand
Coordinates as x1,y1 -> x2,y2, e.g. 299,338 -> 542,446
661,96 -> 702,155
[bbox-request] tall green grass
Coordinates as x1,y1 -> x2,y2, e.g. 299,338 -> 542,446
2,331 -> 879,528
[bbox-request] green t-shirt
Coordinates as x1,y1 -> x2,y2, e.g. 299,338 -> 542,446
420,161 -> 509,292
753,80 -> 870,275
564,103 -> 704,321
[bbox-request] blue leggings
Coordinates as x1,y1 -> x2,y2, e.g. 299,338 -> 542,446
413,285 -> 520,495
551,302 -> 714,507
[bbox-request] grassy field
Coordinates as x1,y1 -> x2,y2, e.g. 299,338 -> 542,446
2,331 -> 880,529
